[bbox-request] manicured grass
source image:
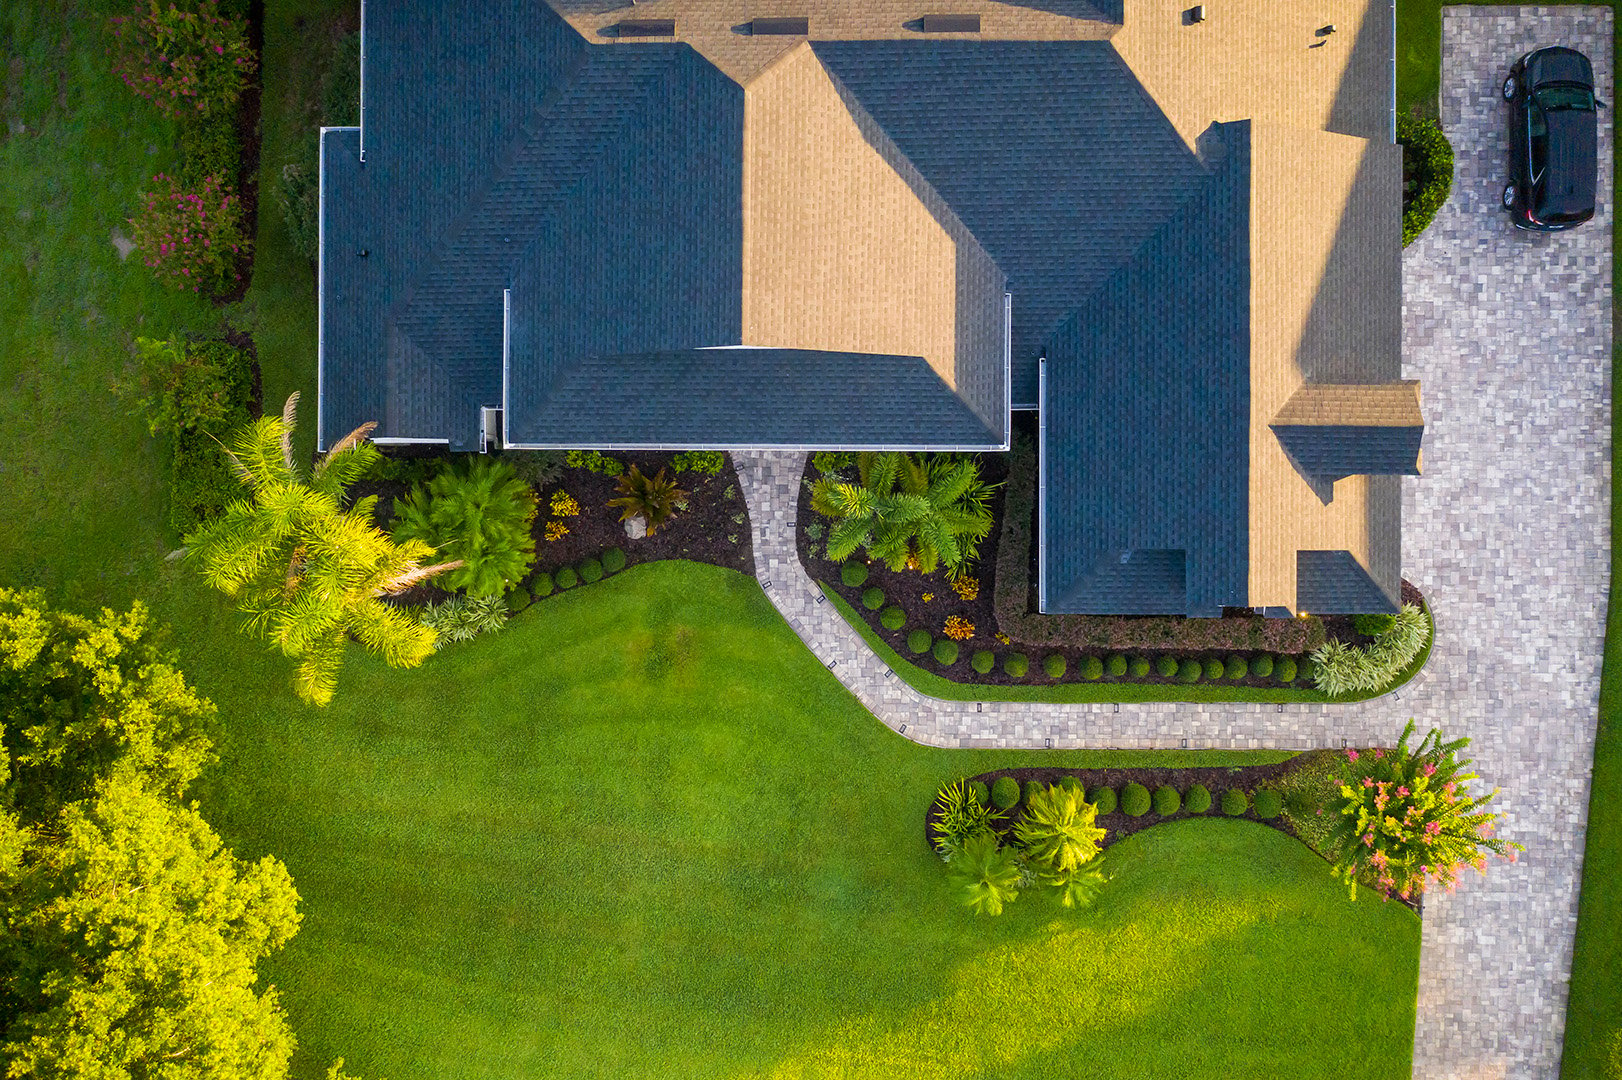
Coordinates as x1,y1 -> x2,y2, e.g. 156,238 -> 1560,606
823,583 -> 1428,706
190,560 -> 1419,1080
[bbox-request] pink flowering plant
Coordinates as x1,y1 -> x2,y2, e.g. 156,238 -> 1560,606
108,0 -> 256,120
130,172 -> 249,295
1328,720 -> 1523,901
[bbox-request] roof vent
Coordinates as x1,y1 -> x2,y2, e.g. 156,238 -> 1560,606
1184,4 -> 1206,23
920,13 -> 981,32
751,16 -> 809,34
618,18 -> 676,36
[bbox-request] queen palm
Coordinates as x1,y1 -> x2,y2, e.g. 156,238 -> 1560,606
185,393 -> 461,706
809,452 -> 995,577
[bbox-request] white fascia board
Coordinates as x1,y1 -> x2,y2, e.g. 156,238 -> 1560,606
1037,355 -> 1049,613
372,437 -> 451,446
500,441 -> 1008,452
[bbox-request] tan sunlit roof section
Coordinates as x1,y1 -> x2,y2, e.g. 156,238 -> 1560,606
740,43 -> 965,389
1246,123 -> 1404,611
545,0 -> 1116,83
1111,0 -> 1392,148
1273,382 -> 1423,427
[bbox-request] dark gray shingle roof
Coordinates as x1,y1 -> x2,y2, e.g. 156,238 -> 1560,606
1296,550 -> 1399,614
1039,122 -> 1250,617
510,349 -> 1000,447
811,40 -> 1209,406
1271,424 -> 1424,480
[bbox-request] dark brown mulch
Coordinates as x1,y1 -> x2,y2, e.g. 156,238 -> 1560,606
350,451 -> 754,607
215,0 -> 264,305
527,453 -> 754,581
794,452 -> 1007,645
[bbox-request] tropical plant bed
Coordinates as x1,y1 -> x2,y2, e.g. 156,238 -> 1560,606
349,449 -> 754,605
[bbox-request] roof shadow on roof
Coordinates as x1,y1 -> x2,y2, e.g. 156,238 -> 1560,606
1324,0 -> 1395,139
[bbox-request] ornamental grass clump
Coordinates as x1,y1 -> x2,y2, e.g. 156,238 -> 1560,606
108,0 -> 257,119
420,593 -> 509,647
1328,720 -> 1523,901
929,779 -> 1007,860
1311,604 -> 1431,696
130,173 -> 248,295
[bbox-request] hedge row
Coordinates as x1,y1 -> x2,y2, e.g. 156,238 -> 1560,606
525,547 -> 626,601
977,777 -> 1285,821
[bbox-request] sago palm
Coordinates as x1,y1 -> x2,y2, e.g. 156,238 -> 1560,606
810,452 -> 995,578
185,393 -> 461,706
949,829 -> 1024,915
391,456 -> 537,597
1014,783 -> 1108,873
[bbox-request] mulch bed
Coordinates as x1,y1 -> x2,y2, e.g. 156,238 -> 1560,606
350,451 -> 753,607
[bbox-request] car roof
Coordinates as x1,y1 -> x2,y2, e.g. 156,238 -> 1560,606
1527,46 -> 1594,89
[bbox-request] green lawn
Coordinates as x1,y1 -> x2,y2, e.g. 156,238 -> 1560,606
192,560 -> 1420,1080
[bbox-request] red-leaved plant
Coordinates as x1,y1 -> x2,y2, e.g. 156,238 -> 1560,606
108,0 -> 256,120
1328,720 -> 1523,902
130,173 -> 249,295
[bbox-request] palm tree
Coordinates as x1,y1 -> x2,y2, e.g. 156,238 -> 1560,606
608,464 -> 687,536
949,830 -> 1024,915
185,393 -> 461,706
1014,783 -> 1107,873
810,452 -> 995,578
391,456 -> 537,597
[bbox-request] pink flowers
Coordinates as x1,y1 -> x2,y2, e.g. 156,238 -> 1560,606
1346,748 -> 1360,762
128,172 -> 249,297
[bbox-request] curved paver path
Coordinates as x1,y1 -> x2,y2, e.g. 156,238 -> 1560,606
737,8 -> 1611,1077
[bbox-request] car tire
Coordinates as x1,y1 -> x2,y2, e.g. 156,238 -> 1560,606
1503,183 -> 1517,209
1503,74 -> 1517,100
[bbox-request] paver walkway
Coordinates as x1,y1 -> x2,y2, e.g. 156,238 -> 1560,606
736,7 -> 1612,1077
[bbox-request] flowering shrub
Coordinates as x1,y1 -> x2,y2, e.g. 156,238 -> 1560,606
1329,720 -> 1523,901
544,521 -> 569,542
108,0 -> 256,120
951,576 -> 980,601
129,173 -> 247,295
550,491 -> 581,517
943,615 -> 975,641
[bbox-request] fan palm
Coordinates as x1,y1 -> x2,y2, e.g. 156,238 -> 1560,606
185,393 -> 461,706
1014,783 -> 1108,873
810,452 -> 995,578
949,829 -> 1024,916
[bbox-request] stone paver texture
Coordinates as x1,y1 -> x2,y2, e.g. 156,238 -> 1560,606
733,7 -> 1612,1077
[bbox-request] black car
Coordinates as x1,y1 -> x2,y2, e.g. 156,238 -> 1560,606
1502,46 -> 1601,230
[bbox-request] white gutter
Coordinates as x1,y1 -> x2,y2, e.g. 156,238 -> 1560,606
358,0 -> 367,162
1037,354 -> 1049,613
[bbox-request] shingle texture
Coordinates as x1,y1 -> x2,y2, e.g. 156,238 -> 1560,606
515,349 -> 1000,447
811,40 -> 1209,406
1296,550 -> 1399,614
1272,424 -> 1425,479
1040,122 -> 1250,617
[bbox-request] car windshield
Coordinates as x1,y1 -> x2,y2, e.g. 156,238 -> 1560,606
1536,84 -> 1596,112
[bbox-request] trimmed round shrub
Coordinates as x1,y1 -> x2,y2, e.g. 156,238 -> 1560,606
991,775 -> 1020,810
1186,783 -> 1212,814
580,557 -> 604,584
1177,659 -> 1201,684
1004,653 -> 1030,678
1024,780 -> 1045,806
1298,657 -> 1317,682
1042,654 -> 1067,679
1251,654 -> 1274,679
971,649 -> 995,675
1121,782 -> 1151,817
1225,655 -> 1248,679
602,547 -> 627,573
530,572 -> 554,598
1059,775 -> 1082,793
907,629 -> 932,655
1253,789 -> 1284,819
1275,656 -> 1298,683
1130,656 -> 1151,678
969,780 -> 990,806
932,639 -> 960,666
555,566 -> 579,590
505,587 -> 531,614
1106,653 -> 1128,677
880,606 -> 906,631
1156,655 -> 1179,678
861,586 -> 885,610
1090,785 -> 1118,814
1082,655 -> 1104,681
1221,788 -> 1249,816
1152,784 -> 1180,816
841,560 -> 869,587
1355,612 -> 1397,636
1397,112 -> 1454,247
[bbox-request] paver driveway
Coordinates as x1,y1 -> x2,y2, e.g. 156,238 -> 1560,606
735,6 -> 1612,1076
